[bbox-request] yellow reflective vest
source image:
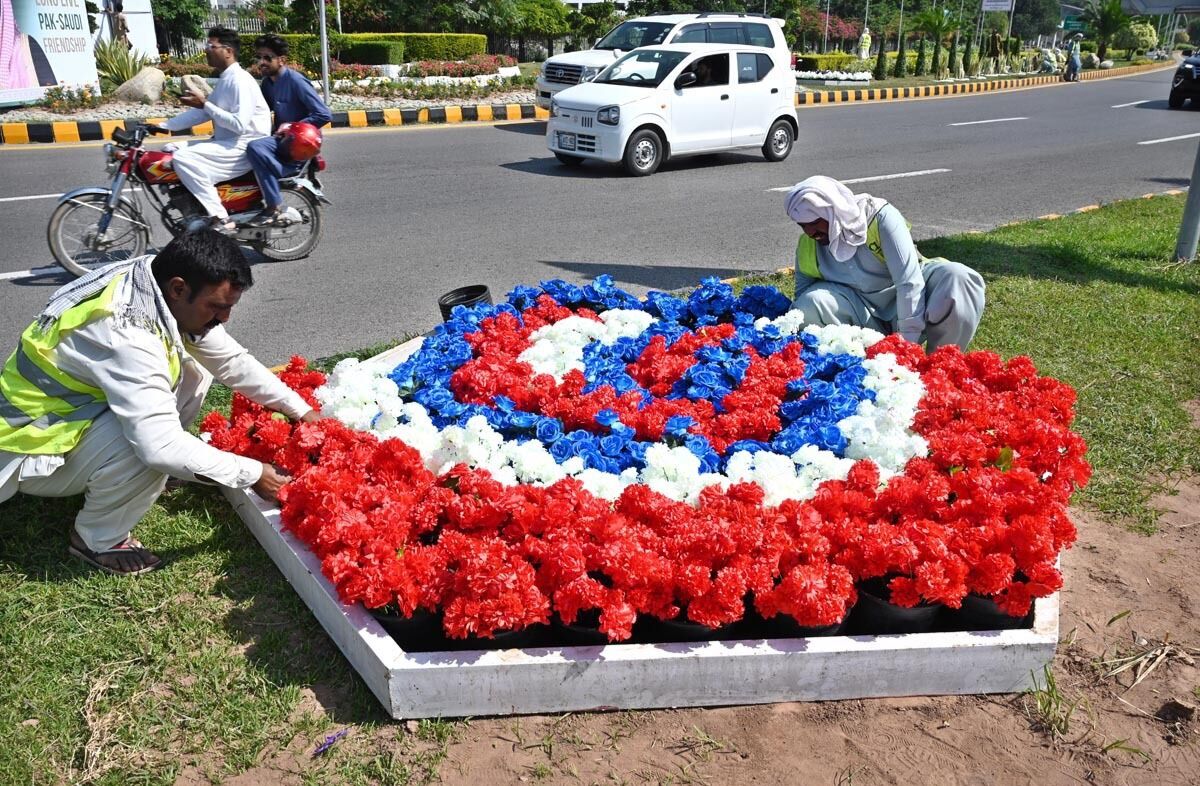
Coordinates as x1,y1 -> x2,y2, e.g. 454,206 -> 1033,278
794,212 -> 927,280
0,274 -> 181,455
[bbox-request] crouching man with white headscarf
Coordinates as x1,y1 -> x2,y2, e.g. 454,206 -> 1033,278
784,176 -> 986,351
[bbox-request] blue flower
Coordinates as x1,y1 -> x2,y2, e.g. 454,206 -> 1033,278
664,415 -> 694,436
594,409 -> 621,428
734,285 -> 792,319
541,279 -> 585,306
535,418 -> 564,443
645,291 -> 688,322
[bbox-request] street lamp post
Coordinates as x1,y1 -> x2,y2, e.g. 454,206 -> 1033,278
823,0 -> 831,53
1175,139 -> 1200,262
318,0 -> 331,103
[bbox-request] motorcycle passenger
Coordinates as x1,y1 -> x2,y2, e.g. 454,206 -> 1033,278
245,34 -> 332,227
160,26 -> 271,233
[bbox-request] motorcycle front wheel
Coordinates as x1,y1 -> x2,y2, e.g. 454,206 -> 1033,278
255,188 -> 322,261
47,193 -> 150,277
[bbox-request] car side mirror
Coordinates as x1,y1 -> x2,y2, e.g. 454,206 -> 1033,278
1184,49 -> 1194,57
675,71 -> 698,89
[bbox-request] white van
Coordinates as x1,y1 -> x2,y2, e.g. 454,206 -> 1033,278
536,13 -> 792,109
546,43 -> 798,176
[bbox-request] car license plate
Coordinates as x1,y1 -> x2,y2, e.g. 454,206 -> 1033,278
558,132 -> 576,151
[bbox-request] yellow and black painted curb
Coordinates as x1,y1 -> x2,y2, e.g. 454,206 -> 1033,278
0,61 -> 1171,146
795,60 -> 1171,105
0,103 -> 550,146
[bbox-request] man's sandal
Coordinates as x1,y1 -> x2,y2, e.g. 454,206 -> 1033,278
68,535 -> 164,576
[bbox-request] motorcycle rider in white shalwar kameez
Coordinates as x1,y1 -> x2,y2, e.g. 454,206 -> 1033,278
161,27 -> 271,231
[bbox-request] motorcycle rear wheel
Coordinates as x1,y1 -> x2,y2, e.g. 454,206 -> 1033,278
48,193 -> 149,278
256,189 -> 322,261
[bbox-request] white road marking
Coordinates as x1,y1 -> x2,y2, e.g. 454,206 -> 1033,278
1111,99 -> 1151,108
767,168 -> 951,191
948,116 -> 1028,126
0,265 -> 62,282
1138,132 -> 1200,146
0,187 -> 142,203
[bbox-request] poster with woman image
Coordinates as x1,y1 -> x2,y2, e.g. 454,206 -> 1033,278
1,0 -> 100,106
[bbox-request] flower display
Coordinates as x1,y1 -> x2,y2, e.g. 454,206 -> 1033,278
205,278 -> 1089,642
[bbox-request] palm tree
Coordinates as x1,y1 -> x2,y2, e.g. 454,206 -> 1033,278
1080,0 -> 1131,60
912,8 -> 960,79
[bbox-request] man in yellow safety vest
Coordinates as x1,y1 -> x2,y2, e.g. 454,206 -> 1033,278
0,230 -> 317,575
785,175 -> 986,351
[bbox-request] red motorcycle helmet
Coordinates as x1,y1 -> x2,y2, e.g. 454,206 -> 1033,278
278,121 -> 323,161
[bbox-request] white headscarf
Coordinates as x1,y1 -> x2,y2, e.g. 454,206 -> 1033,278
784,176 -> 885,262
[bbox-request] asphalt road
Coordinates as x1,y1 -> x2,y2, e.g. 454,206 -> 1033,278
0,67 -> 1192,363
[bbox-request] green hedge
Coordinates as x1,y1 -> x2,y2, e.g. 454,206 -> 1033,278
343,33 -> 485,61
235,32 -> 484,69
796,52 -> 919,72
340,40 -> 406,65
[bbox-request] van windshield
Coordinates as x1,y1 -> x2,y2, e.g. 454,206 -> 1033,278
593,50 -> 687,88
594,21 -> 674,51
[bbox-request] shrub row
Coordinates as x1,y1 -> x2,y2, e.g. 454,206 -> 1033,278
235,33 -> 484,69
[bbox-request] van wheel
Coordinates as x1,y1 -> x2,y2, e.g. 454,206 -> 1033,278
555,152 -> 584,166
623,129 -> 662,176
762,119 -> 793,162
1168,89 -> 1184,109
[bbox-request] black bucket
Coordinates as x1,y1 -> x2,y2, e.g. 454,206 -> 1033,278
437,285 -> 492,321
847,578 -> 942,635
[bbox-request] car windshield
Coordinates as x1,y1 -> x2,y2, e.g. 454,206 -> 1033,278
594,49 -> 687,88
594,21 -> 674,51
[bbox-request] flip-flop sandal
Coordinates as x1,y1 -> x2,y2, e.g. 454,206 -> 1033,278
68,537 -> 164,576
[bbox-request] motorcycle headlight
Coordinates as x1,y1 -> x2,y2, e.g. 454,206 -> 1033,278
597,105 -> 620,126
550,97 -> 560,117
580,66 -> 602,82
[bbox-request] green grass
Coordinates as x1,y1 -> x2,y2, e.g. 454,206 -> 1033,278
1,197 -> 1198,782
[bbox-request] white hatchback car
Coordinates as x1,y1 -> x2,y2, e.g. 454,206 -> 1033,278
546,43 -> 797,176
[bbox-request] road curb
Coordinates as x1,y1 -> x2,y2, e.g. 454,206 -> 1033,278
795,60 -> 1171,105
0,61 -> 1173,146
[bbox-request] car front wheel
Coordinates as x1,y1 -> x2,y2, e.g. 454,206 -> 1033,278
623,129 -> 663,176
1168,89 -> 1185,109
762,119 -> 794,162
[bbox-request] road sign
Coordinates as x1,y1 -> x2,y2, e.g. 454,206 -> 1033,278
981,0 -> 1013,11
1063,17 -> 1086,32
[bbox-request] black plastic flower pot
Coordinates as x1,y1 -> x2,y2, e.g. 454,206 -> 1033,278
370,607 -> 445,652
760,614 -> 846,639
437,284 -> 492,322
940,592 -> 1034,632
443,623 -> 549,651
847,577 -> 942,635
551,609 -> 611,647
638,613 -> 735,644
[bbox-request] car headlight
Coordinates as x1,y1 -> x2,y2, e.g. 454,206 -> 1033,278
550,98 -> 560,117
597,105 -> 620,125
581,66 -> 602,82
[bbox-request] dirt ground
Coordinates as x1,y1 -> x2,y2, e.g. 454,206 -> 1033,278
178,473 -> 1200,786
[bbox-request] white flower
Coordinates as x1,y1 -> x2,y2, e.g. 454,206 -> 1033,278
518,309 -> 657,380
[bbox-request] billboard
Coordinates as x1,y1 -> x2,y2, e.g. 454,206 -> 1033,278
981,0 -> 1013,11
1,0 -> 101,107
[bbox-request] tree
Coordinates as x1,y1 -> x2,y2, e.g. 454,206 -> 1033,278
914,34 -> 927,75
567,1 -> 622,49
893,30 -> 907,77
1114,20 -> 1157,56
240,0 -> 290,33
1011,0 -> 1060,41
913,8 -> 958,79
152,0 -> 209,50
873,34 -> 888,80
962,27 -> 974,76
1080,0 -> 1130,60
514,0 -> 569,60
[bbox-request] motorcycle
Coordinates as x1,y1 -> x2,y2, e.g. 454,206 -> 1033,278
47,124 -> 330,277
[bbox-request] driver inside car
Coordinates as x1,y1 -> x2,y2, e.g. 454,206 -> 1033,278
158,26 -> 271,234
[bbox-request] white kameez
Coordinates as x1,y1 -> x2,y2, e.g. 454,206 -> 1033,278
162,62 -> 271,219
0,277 -> 311,552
